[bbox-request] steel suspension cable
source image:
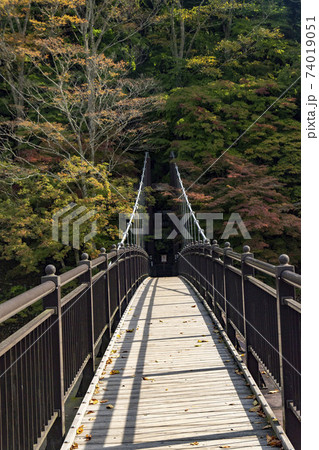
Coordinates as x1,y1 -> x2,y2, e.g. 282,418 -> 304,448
174,162 -> 207,246
119,152 -> 149,248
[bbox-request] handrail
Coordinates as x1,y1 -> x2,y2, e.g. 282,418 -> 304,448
91,255 -> 107,269
0,281 -> 56,324
281,270 -> 301,288
0,246 -> 149,324
225,250 -> 241,262
0,309 -> 55,356
245,256 -> 276,276
60,265 -> 88,286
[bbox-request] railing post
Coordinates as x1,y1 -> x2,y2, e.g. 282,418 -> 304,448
78,253 -> 95,373
275,254 -> 300,448
116,246 -> 122,318
224,242 -> 238,348
204,239 -> 211,305
41,265 -> 65,442
126,244 -> 132,301
99,248 -> 110,346
223,242 -> 235,343
123,245 -> 129,307
241,245 -> 262,387
212,239 -> 220,319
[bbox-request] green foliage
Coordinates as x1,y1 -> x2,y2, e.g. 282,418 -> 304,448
166,78 -> 300,202
0,0 -> 301,301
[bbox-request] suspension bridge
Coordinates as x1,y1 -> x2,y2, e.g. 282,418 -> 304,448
0,153 -> 301,450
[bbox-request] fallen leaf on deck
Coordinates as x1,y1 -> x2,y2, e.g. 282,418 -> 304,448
106,358 -> 113,365
126,329 -> 134,332
249,405 -> 261,412
85,434 -> 92,441
190,442 -> 199,446
191,305 -> 196,308
86,411 -> 94,414
195,344 -> 201,347
71,444 -> 79,449
245,395 -> 255,399
110,370 -> 120,375
76,425 -> 84,435
106,404 -> 114,409
88,417 -> 96,421
198,340 -> 208,343
143,376 -> 155,381
100,400 -> 108,404
268,390 -> 279,394
266,435 -> 282,447
89,399 -> 98,405
159,320 -> 163,323
235,369 -> 243,375
253,400 -> 259,406
219,446 -> 231,448
263,425 -> 272,429
258,409 -> 266,418
111,350 -> 117,354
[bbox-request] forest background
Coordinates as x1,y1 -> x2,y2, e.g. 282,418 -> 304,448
0,0 -> 300,306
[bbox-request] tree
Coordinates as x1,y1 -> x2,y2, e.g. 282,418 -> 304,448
166,77 -> 300,202
0,155 -> 140,293
176,154 -> 300,266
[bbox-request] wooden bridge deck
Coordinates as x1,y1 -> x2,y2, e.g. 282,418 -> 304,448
63,277 -> 273,449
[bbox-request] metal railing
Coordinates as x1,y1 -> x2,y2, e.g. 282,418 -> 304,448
178,241 -> 301,450
0,247 -> 149,449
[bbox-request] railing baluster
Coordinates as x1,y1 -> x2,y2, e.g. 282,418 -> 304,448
116,246 -> 122,318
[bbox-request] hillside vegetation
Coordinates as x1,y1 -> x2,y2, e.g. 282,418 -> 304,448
0,0 -> 300,301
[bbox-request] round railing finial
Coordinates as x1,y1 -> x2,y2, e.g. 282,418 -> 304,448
224,242 -> 231,248
212,239 -> 218,245
45,264 -> 56,276
81,253 -> 89,261
243,245 -> 251,253
100,247 -> 106,254
279,254 -> 290,265
111,244 -> 117,250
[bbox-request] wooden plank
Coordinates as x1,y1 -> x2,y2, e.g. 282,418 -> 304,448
62,277 -> 272,450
